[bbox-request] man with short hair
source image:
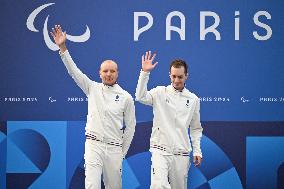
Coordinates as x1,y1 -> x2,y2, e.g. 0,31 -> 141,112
136,51 -> 203,189
51,25 -> 136,189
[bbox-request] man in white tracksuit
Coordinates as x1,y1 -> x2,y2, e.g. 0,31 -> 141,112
135,51 -> 203,189
51,25 -> 136,189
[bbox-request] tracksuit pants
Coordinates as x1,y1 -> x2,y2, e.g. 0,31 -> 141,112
150,152 -> 191,189
84,139 -> 123,189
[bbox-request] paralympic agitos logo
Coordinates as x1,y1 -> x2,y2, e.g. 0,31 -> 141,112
26,3 -> 90,51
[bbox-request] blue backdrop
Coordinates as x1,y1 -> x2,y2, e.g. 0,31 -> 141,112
0,0 -> 283,188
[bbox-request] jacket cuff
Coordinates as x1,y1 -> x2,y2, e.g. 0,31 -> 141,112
193,152 -> 202,158
59,49 -> 68,56
140,70 -> 150,76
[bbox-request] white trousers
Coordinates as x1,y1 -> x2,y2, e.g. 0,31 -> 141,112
84,139 -> 123,189
150,152 -> 190,189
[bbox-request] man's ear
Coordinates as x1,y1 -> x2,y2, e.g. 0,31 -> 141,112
99,70 -> 102,79
185,73 -> 189,80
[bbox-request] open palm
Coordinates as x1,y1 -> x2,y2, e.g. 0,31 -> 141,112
50,25 -> 66,47
142,51 -> 158,72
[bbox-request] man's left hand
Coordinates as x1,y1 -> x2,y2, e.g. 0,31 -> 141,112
193,156 -> 202,167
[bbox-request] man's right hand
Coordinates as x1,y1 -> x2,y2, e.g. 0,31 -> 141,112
141,51 -> 158,72
50,25 -> 67,53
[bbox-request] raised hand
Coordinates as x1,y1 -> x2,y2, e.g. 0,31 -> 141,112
50,25 -> 67,52
141,51 -> 158,72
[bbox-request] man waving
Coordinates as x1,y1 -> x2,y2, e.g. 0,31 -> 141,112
136,51 -> 203,189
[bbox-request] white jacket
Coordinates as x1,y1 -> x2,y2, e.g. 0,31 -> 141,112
60,50 -> 136,156
135,70 -> 203,157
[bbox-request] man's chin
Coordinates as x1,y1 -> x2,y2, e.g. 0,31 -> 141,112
104,81 -> 116,86
173,85 -> 183,90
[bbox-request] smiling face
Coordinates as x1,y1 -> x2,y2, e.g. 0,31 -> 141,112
170,66 -> 188,90
99,60 -> 118,85
169,59 -> 188,91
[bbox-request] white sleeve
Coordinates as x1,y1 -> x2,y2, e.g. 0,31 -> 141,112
60,50 -> 92,95
190,98 -> 203,158
122,96 -> 136,158
135,70 -> 156,106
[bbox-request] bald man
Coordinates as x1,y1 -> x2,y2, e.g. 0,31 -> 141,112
51,25 -> 136,189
